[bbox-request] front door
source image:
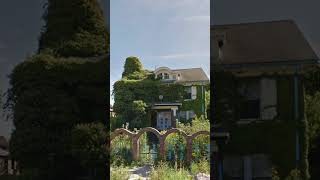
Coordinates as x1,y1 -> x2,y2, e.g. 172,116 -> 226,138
157,111 -> 172,130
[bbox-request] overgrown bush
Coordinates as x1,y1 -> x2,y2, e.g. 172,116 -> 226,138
7,54 -> 108,180
110,166 -> 130,180
39,0 -> 109,57
122,56 -> 144,78
70,122 -> 108,178
110,134 -> 133,166
190,158 -> 210,175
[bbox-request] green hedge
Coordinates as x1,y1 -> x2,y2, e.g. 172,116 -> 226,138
7,54 -> 108,179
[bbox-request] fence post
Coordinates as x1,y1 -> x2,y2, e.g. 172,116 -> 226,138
159,136 -> 165,160
132,135 -> 140,160
186,137 -> 193,163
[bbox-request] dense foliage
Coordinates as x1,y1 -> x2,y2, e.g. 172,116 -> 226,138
6,0 -> 109,178
113,57 -> 209,129
212,67 -> 310,178
7,54 -> 108,179
71,122 -> 108,178
39,0 -> 109,57
122,56 -> 144,78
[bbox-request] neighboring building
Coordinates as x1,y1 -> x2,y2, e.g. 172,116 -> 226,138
151,67 -> 209,130
0,136 -> 19,176
212,20 -> 319,179
0,136 -> 9,175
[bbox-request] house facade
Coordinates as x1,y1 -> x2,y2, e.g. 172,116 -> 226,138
151,66 -> 210,130
212,20 -> 319,179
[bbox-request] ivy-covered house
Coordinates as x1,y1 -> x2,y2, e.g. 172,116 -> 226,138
112,57 -> 210,131
212,20 -> 319,179
151,66 -> 209,130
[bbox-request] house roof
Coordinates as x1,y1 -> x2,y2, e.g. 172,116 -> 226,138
211,20 -> 319,65
172,68 -> 209,82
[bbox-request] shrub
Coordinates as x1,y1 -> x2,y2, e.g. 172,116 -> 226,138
70,122 -> 108,178
110,134 -> 133,166
177,116 -> 210,161
110,166 -> 130,180
190,158 -> 210,175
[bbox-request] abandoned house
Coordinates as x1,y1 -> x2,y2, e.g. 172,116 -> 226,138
212,20 -> 319,179
151,66 -> 209,130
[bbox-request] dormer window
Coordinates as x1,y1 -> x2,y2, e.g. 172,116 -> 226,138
164,73 -> 169,79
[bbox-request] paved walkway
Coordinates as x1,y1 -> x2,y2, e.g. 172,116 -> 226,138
128,164 -> 152,180
126,164 -> 210,180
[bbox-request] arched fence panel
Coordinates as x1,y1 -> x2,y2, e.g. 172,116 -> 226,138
110,127 -> 210,163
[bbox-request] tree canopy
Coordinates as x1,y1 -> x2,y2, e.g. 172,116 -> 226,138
122,56 -> 144,78
39,0 -> 109,57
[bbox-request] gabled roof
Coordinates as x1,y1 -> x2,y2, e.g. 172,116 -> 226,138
173,68 -> 209,82
211,20 -> 318,65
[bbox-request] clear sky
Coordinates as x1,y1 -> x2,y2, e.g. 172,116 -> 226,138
110,0 -> 210,105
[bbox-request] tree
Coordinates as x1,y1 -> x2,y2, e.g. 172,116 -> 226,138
39,0 -> 109,57
122,56 -> 144,78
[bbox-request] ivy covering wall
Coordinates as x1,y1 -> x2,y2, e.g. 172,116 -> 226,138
112,57 -> 210,130
213,69 -> 309,179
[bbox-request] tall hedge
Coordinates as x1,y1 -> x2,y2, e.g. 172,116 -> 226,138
39,0 -> 109,57
7,54 -> 108,179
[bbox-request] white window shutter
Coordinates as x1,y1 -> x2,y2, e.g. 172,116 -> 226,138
191,86 -> 197,100
260,78 -> 277,120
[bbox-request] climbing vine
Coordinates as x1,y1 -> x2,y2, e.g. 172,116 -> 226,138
212,66 -> 310,178
113,57 -> 209,129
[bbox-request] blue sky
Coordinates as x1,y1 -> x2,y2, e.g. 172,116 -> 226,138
110,0 -> 210,105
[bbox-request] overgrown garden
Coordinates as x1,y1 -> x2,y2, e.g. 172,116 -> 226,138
110,57 -> 210,179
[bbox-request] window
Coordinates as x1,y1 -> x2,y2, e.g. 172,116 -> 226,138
164,73 -> 169,79
173,75 -> 176,79
157,73 -> 163,79
184,86 -> 192,99
180,111 -> 186,119
238,79 -> 260,119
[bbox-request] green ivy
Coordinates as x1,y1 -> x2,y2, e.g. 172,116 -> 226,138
6,53 -> 108,179
213,68 -> 309,179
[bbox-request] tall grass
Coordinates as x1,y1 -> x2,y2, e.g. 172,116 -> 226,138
149,161 -> 192,180
110,166 -> 130,180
